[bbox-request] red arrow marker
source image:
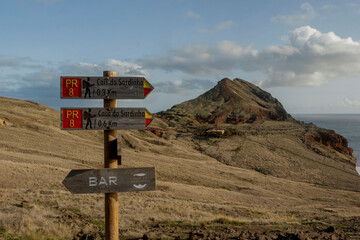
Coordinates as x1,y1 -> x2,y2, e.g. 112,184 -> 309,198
143,79 -> 154,98
145,110 -> 153,127
144,88 -> 152,97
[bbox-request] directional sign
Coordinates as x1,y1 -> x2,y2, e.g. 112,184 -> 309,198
62,167 -> 156,194
61,107 -> 153,130
60,76 -> 154,99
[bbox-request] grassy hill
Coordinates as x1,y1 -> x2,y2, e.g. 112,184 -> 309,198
0,91 -> 359,239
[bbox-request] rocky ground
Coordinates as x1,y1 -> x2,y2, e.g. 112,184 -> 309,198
141,218 -> 360,240
73,217 -> 360,240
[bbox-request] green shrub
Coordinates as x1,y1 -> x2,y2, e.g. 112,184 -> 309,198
193,126 -> 210,136
224,127 -> 237,136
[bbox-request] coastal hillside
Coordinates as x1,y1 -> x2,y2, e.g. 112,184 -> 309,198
157,78 -> 357,191
0,80 -> 359,239
157,78 -> 293,126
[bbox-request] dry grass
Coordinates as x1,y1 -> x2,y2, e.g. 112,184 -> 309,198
0,205 -> 71,238
0,97 -> 359,239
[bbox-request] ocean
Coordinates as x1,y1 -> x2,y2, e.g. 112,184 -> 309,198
293,114 -> 360,175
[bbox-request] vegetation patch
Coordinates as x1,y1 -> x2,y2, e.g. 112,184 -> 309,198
193,125 -> 211,136
300,221 -> 325,226
89,219 -> 105,229
71,207 -> 81,214
202,218 -> 247,227
193,126 -> 242,138
0,231 -> 63,240
268,145 -> 277,152
155,218 -> 247,229
156,220 -> 188,227
253,167 -> 271,175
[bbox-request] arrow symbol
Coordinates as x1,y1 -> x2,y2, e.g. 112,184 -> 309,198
62,168 -> 156,194
145,110 -> 153,127
143,79 -> 154,98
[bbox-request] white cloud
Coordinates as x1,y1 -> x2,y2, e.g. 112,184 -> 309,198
322,4 -> 335,10
141,26 -> 360,88
271,2 -> 315,25
348,2 -> 360,8
22,70 -> 58,87
199,20 -> 234,33
60,59 -> 149,77
0,58 -> 151,109
0,55 -> 33,68
0,58 -> 149,103
155,77 -> 214,94
187,10 -> 200,19
215,21 -> 234,30
343,98 -> 360,107
105,59 -> 149,77
348,3 -> 360,14
79,62 -> 98,68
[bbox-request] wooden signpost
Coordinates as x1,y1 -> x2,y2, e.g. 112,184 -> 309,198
60,71 -> 155,240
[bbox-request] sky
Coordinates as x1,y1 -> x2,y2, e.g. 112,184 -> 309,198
1,0 -> 360,114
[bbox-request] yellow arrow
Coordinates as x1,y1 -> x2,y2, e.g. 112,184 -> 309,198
143,79 -> 154,98
145,109 -> 152,119
145,109 -> 153,127
143,79 -> 153,89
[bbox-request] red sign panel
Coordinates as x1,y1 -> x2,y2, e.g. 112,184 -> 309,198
61,78 -> 82,98
62,109 -> 82,129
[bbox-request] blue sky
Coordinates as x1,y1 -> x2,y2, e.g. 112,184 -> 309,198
1,0 -> 360,114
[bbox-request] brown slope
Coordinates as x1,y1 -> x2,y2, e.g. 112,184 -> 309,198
0,96 -> 359,239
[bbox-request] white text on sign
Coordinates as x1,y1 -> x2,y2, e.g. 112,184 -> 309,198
89,176 -> 118,186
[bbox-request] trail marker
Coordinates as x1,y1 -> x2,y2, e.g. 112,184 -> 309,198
61,107 -> 153,130
60,71 -> 155,240
60,76 -> 154,99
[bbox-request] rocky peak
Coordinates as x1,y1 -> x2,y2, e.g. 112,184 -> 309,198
157,78 -> 293,126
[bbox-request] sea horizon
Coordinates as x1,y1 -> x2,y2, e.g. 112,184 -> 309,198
292,113 -> 360,116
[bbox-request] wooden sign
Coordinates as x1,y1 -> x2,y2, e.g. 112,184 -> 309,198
60,76 -> 154,99
62,167 -> 156,194
61,107 -> 153,130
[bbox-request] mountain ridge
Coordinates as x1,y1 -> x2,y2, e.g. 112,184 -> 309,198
157,78 -> 293,126
157,78 -> 354,158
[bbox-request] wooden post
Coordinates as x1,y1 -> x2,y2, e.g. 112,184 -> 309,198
103,70 -> 119,240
